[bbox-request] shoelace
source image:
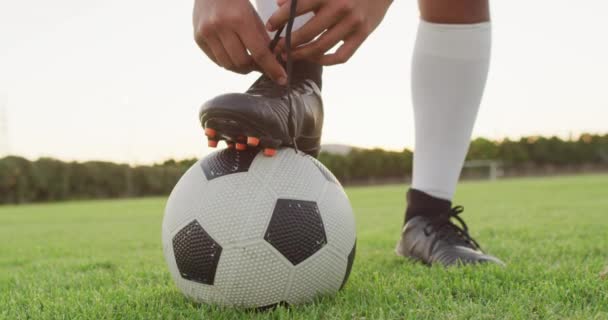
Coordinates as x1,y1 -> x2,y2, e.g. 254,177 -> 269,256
268,0 -> 299,153
423,206 -> 482,251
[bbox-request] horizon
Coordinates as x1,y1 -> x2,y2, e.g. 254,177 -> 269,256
2,131 -> 605,165
1,0 -> 607,164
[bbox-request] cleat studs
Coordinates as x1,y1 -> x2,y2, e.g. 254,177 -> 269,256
247,137 -> 260,147
263,148 -> 277,157
208,139 -> 218,148
204,128 -> 217,138
236,143 -> 247,151
227,142 -> 235,149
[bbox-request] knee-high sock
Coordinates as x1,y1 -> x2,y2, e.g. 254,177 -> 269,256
411,20 -> 492,201
254,0 -> 313,35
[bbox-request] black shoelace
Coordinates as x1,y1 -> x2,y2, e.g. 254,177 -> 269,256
269,0 -> 299,153
423,206 -> 482,251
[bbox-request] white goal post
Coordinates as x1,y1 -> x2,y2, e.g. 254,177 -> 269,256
463,160 -> 503,181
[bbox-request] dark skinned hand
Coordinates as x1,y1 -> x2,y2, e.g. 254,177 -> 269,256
267,0 -> 393,65
193,0 -> 288,84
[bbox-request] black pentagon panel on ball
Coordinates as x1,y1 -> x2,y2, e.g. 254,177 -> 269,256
264,199 -> 327,266
200,148 -> 258,181
340,241 -> 356,290
172,220 -> 222,285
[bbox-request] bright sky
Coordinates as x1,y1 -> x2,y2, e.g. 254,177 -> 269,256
1,0 -> 607,164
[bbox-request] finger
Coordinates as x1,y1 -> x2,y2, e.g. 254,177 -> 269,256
246,2 -> 274,45
198,41 -> 218,64
266,0 -> 321,32
274,5 -> 346,52
219,31 -> 255,73
194,29 -> 219,64
314,33 -> 365,66
205,35 -> 233,69
291,19 -> 355,60
240,26 -> 287,84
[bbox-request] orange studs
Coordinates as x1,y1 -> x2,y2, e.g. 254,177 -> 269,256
227,142 -> 235,149
204,128 -> 217,138
247,136 -> 260,147
236,143 -> 247,151
263,148 -> 277,157
208,139 -> 218,148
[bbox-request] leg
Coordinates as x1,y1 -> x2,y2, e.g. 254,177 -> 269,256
396,0 -> 503,266
418,0 -> 490,24
411,0 -> 492,202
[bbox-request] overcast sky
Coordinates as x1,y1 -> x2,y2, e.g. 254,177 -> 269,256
1,0 -> 607,164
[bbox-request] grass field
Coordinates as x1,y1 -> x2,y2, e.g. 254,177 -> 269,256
1,174 -> 608,319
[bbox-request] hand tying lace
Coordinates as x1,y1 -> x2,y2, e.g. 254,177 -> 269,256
268,0 -> 300,153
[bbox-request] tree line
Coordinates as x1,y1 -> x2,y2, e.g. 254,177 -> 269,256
1,133 -> 607,204
321,133 -> 608,182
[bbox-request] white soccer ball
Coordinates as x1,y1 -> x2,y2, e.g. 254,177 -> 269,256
162,148 -> 356,308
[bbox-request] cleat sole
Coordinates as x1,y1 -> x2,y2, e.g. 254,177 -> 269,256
201,113 -> 321,157
201,117 -> 295,155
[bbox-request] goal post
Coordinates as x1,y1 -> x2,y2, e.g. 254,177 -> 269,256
463,160 -> 503,181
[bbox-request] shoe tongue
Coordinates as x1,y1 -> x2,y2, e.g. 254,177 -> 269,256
245,58 -> 323,96
430,215 -> 478,250
437,224 -> 472,248
290,61 -> 323,90
246,74 -> 284,97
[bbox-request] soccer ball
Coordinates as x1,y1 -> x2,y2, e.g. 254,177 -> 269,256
162,148 -> 356,308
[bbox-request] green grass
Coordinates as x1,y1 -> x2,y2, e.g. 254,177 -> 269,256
1,175 -> 608,319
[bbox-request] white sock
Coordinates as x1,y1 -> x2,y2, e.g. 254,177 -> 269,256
411,20 -> 492,200
254,0 -> 313,35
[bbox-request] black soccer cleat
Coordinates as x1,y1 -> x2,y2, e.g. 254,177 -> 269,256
395,189 -> 504,267
199,60 -> 324,158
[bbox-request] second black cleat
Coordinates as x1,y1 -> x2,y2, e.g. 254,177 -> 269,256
199,60 -> 324,158
395,189 -> 505,267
